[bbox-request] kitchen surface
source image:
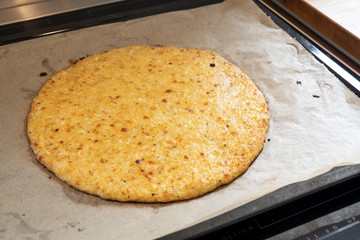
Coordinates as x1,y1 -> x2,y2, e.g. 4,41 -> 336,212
275,0 -> 360,63
1,0 -> 360,239
290,0 -> 360,38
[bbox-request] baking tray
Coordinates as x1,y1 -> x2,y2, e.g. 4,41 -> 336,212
1,0 -> 360,239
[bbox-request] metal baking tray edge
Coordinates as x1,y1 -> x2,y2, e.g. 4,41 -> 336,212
158,165 -> 360,240
0,0 -> 224,46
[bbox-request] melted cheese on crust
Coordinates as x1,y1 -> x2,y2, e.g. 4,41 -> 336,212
27,46 -> 270,202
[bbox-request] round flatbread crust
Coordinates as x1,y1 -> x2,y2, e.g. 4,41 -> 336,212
27,46 -> 270,202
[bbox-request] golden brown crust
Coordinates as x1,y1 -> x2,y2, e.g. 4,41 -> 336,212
27,46 -> 270,202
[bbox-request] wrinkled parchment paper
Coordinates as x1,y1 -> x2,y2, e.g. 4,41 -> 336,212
1,0 -> 360,239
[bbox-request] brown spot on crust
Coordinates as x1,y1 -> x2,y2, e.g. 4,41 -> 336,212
121,128 -> 128,132
162,99 -> 168,103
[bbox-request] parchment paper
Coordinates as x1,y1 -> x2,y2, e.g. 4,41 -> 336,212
1,0 -> 360,239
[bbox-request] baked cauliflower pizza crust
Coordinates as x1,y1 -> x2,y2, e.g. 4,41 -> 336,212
27,46 -> 270,203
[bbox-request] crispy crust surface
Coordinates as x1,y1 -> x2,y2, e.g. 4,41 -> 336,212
27,46 -> 270,202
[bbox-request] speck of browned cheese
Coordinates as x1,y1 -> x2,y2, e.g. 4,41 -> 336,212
27,46 -> 270,203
